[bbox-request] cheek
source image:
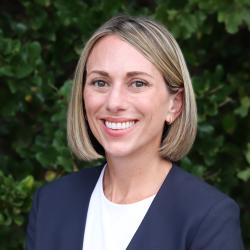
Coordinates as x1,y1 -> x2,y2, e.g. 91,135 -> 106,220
84,90 -> 103,115
138,93 -> 169,116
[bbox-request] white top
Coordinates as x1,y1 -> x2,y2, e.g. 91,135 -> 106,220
82,166 -> 155,250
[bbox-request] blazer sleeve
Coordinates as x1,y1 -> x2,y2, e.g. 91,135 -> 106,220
190,197 -> 245,250
26,188 -> 40,250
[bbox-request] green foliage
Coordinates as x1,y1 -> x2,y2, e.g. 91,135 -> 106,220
0,0 -> 249,249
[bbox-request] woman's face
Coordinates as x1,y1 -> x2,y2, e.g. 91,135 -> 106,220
84,35 -> 181,159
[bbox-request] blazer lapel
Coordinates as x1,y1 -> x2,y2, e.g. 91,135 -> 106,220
126,165 -> 180,250
61,166 -> 103,250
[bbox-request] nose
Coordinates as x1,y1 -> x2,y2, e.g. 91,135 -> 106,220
106,83 -> 128,113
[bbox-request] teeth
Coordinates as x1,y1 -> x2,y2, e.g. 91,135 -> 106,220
105,121 -> 135,130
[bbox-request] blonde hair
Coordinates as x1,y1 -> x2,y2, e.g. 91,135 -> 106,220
67,15 -> 197,162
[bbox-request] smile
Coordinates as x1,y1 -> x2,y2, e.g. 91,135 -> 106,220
104,120 -> 136,130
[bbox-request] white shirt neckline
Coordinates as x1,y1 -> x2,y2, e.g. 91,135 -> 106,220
99,165 -> 156,207
82,165 -> 156,250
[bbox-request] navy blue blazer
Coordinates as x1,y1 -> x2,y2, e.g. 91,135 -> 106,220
26,164 -> 244,250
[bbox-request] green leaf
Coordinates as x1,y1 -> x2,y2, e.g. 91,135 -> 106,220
237,168 -> 250,182
14,63 -> 34,79
245,143 -> 250,164
0,213 -> 4,224
222,114 -> 236,134
35,147 -> 58,168
198,124 -> 214,134
45,170 -> 57,182
19,176 -> 34,191
0,66 -> 14,77
14,22 -> 28,34
26,41 -> 42,63
58,80 -> 73,98
218,7 -> 244,34
13,215 -> 24,226
35,0 -> 51,7
235,96 -> 250,117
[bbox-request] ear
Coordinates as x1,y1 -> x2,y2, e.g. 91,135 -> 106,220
166,89 -> 183,124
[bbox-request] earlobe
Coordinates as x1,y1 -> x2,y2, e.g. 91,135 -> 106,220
166,116 -> 173,125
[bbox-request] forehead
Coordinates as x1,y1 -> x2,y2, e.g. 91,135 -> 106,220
86,35 -> 159,75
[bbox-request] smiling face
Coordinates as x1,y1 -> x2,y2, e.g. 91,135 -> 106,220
84,35 -> 181,159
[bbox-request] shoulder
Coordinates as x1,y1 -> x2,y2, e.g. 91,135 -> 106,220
36,165 -> 103,202
169,165 -> 240,236
161,165 -> 243,248
162,164 -> 240,226
170,164 -> 235,206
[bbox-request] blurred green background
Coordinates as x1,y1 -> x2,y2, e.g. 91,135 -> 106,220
0,0 -> 250,249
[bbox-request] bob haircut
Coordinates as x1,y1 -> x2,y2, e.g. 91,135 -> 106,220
67,15 -> 197,162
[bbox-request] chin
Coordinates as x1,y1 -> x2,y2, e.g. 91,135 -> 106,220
105,150 -> 132,158
103,144 -> 135,159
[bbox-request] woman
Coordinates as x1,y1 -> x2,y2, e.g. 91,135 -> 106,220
27,15 -> 244,250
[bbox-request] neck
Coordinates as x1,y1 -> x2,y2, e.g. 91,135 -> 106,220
103,151 -> 172,204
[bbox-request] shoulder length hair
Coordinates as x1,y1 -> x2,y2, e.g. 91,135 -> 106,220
67,15 -> 197,162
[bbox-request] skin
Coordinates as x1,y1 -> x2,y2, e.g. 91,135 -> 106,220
84,35 -> 182,204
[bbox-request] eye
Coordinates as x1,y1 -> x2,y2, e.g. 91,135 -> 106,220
92,80 -> 108,88
131,80 -> 149,88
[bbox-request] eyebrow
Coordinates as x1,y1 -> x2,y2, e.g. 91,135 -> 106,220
87,70 -> 153,79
